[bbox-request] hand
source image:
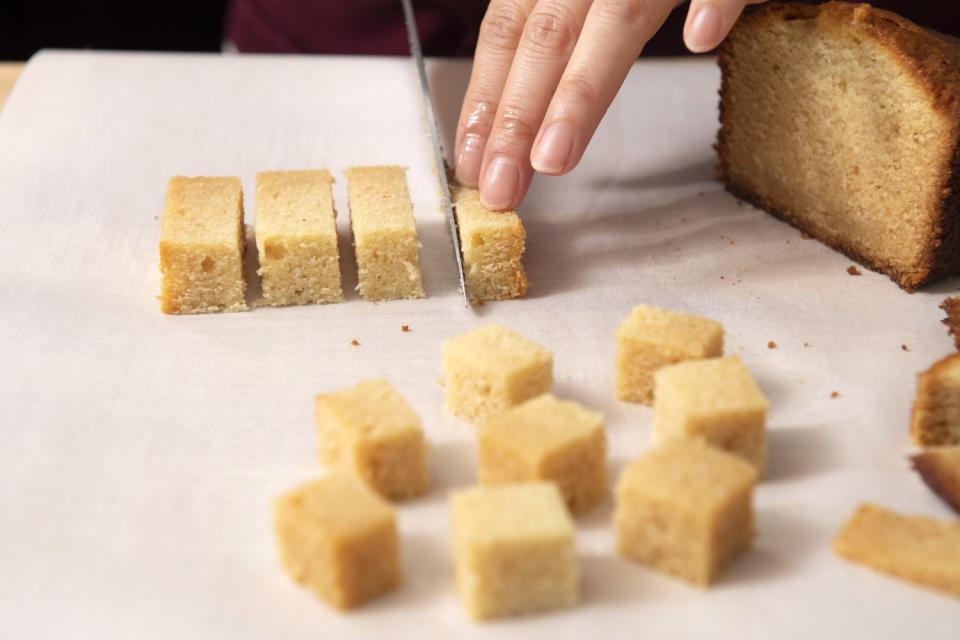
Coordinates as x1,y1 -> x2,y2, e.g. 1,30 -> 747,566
455,0 -> 767,210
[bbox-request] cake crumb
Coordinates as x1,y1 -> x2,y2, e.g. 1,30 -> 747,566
801,231 -> 811,239
830,391 -> 840,399
803,342 -> 811,347
901,344 -> 910,352
401,325 -> 411,333
847,265 -> 862,276
767,341 -> 777,349
351,339 -> 360,347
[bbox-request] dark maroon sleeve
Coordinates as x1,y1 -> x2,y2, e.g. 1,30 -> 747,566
227,0 -> 487,56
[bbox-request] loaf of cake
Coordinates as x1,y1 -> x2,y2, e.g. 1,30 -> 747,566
910,352 -> 960,446
833,503 -> 960,598
911,446 -> 960,515
718,2 -> 960,290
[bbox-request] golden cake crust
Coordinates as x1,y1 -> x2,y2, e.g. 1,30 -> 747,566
717,2 -> 960,291
911,446 -> 960,515
910,352 -> 960,446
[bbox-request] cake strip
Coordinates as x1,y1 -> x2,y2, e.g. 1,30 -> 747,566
255,169 -> 343,306
159,176 -> 247,314
345,166 -> 425,301
452,185 -> 528,302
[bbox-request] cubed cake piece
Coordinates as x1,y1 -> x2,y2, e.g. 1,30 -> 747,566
345,166 -> 425,301
615,440 -> 757,587
159,176 -> 247,314
911,446 -> 960,515
478,394 -> 607,514
833,503 -> 960,599
654,356 -> 768,475
615,305 -> 724,404
314,379 -> 429,500
274,473 -> 401,609
911,353 -> 960,446
442,324 -> 553,424
254,169 -> 343,306
452,185 -> 528,302
450,483 -> 578,620
941,297 -> 960,350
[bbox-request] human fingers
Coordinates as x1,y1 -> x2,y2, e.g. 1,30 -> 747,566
454,0 -> 538,187
530,0 -> 678,177
684,0 -> 766,53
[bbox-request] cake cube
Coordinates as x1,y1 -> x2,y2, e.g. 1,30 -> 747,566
833,503 -> 960,598
345,166 -> 425,301
653,356 -> 768,475
450,483 -> 578,620
615,305 -> 724,404
442,324 -> 553,424
274,473 -> 401,609
615,439 -> 757,587
478,394 -> 607,514
452,185 -> 528,302
159,176 -> 247,314
254,169 -> 343,306
910,352 -> 960,446
911,446 -> 960,515
314,379 -> 429,500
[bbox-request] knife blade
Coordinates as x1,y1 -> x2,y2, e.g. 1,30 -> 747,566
400,0 -> 471,308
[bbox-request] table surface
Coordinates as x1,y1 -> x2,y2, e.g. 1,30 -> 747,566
0,51 -> 958,639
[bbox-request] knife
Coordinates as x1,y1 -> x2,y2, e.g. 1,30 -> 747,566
400,0 -> 471,308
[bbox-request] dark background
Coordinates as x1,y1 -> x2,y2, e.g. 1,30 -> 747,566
1,0 -> 958,61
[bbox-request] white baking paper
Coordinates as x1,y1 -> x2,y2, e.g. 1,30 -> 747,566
0,51 -> 957,639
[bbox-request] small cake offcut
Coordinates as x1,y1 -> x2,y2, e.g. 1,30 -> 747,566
654,356 -> 768,475
833,503 -> 960,599
615,439 -> 757,587
254,169 -> 343,306
911,446 -> 960,515
717,2 -> 960,290
442,324 -> 553,424
450,483 -> 578,620
159,176 -> 247,314
941,297 -> 960,350
615,305 -> 724,405
478,393 -> 607,514
345,166 -> 425,301
315,379 -> 429,500
274,473 -> 401,609
452,185 -> 528,302
910,353 -> 960,446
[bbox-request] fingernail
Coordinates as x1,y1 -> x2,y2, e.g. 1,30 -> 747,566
687,4 -> 722,53
456,134 -> 483,187
531,121 -> 575,174
480,156 -> 520,211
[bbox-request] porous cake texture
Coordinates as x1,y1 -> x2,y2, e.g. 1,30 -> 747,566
718,2 -> 960,290
910,352 -> 960,446
615,440 -> 757,587
911,446 -> 960,515
442,324 -> 553,424
450,483 -> 578,620
654,356 -> 768,475
478,394 -> 607,514
159,176 -> 247,314
615,305 -> 724,405
255,169 -> 343,306
452,185 -> 529,302
274,473 -> 401,609
314,379 -> 429,500
833,503 -> 960,598
345,166 -> 425,301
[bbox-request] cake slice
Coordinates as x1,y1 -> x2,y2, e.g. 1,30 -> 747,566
911,353 -> 960,446
833,503 -> 960,599
911,446 -> 960,515
345,166 -> 425,301
941,297 -> 960,349
451,185 -> 528,302
717,2 -> 960,291
254,169 -> 343,306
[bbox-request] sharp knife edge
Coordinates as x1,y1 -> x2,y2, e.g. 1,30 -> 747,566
400,0 -> 471,308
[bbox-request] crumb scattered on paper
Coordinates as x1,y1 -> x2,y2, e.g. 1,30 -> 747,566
401,325 -> 411,333
803,342 -> 811,348
767,341 -> 777,349
901,344 -> 910,352
830,391 -> 840,399
350,339 -> 360,347
847,265 -> 862,276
